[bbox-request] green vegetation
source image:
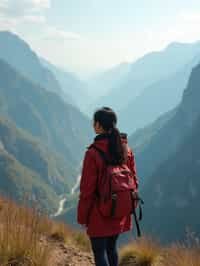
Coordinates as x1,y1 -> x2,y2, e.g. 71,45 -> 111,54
0,147 -> 59,212
0,58 -> 91,163
130,63 -> 200,242
0,53 -> 91,214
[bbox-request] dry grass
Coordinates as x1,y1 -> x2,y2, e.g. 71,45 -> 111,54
119,236 -> 163,266
119,236 -> 200,266
2,195 -> 200,266
0,196 -> 51,266
0,195 -> 91,266
163,244 -> 200,266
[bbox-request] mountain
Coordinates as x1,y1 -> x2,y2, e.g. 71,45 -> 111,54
129,63 -> 200,242
129,62 -> 200,184
142,113 -> 200,243
40,58 -> 89,109
129,108 -> 177,152
0,31 -> 65,100
120,54 -> 200,134
0,116 -> 67,212
0,59 -> 91,164
94,41 -> 200,113
0,115 -> 76,187
0,147 -> 59,211
0,32 -> 92,214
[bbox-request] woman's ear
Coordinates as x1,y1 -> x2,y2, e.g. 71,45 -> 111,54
95,121 -> 101,133
93,120 -> 99,133
96,121 -> 100,129
94,121 -> 105,134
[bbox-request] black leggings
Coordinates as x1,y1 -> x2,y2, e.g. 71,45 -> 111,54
90,234 -> 119,266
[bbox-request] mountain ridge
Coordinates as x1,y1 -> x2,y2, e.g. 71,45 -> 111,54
129,63 -> 200,242
129,62 -> 200,182
93,41 -> 200,116
0,58 -> 91,163
0,31 -> 67,101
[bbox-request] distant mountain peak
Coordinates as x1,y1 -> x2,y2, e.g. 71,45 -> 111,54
0,30 -> 31,49
0,31 -> 67,98
166,40 -> 200,50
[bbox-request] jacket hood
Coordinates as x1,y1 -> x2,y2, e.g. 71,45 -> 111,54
89,132 -> 128,153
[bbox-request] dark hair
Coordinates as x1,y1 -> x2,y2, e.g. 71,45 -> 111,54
93,107 -> 125,165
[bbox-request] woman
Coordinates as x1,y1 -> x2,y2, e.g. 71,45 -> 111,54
77,107 -> 138,266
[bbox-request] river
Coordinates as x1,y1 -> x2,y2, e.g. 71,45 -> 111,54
52,162 -> 82,217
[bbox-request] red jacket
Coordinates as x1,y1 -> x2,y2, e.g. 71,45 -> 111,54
77,133 -> 138,237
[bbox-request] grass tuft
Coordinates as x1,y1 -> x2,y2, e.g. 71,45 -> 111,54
119,236 -> 163,266
120,235 -> 200,266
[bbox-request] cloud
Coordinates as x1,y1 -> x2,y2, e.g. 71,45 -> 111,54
0,15 -> 17,31
179,10 -> 200,24
0,1 -> 8,9
0,0 -> 50,30
43,27 -> 82,41
142,9 -> 200,52
22,15 -> 46,24
0,0 -> 50,17
0,1 -> 80,44
29,0 -> 50,9
171,9 -> 200,41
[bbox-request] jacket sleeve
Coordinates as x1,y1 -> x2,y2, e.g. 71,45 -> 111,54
77,149 -> 98,226
128,148 -> 139,189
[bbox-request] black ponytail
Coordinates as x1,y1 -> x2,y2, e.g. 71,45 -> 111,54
93,107 -> 125,165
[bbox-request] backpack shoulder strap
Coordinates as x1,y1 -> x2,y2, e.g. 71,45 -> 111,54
90,144 -> 110,165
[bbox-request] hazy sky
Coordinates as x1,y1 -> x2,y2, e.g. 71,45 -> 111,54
1,0 -> 200,78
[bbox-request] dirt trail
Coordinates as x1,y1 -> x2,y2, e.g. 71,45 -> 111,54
41,237 -> 95,266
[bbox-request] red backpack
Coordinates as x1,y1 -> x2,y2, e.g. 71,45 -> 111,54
92,145 -> 144,237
